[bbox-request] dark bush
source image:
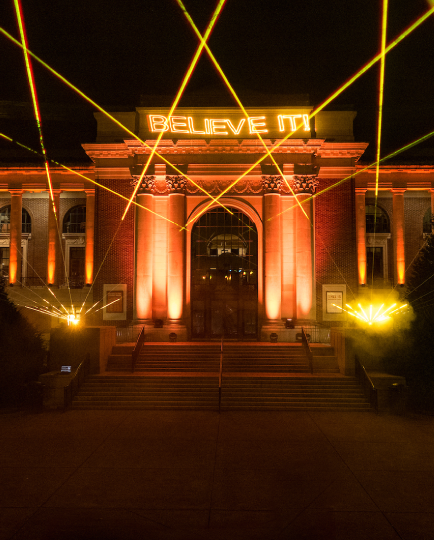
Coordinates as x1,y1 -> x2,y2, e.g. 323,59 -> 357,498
0,277 -> 46,406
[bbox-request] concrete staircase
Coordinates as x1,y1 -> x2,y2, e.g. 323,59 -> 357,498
72,376 -> 218,410
220,377 -> 370,411
71,375 -> 370,411
70,342 -> 368,411
106,343 -> 315,373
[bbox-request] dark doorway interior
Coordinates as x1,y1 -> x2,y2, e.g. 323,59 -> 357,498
69,247 -> 85,288
191,207 -> 258,339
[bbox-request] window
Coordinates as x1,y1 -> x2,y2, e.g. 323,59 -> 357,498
0,247 -> 9,277
423,207 -> 433,234
68,247 -> 85,288
63,205 -> 86,234
366,205 -> 390,233
0,206 -> 31,233
367,247 -> 384,283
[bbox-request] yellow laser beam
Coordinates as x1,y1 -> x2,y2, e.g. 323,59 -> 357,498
122,0 -> 227,220
175,0 -> 309,221
375,0 -> 389,200
272,126 -> 434,222
0,27 -> 231,215
183,5 -> 434,227
0,132 -> 188,230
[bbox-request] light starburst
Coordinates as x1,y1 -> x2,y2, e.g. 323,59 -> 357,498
332,302 -> 408,325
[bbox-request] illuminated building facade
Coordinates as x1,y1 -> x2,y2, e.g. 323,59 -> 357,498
1,103 -> 433,340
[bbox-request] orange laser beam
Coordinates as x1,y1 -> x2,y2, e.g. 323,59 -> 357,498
13,0 -> 56,215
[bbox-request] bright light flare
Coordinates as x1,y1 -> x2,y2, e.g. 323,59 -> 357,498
334,302 -> 408,325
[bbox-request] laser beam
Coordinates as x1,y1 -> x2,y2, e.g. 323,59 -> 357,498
121,0 -> 227,220
13,0 -> 56,215
0,27 -> 231,215
175,0 -> 309,221
182,5 -> 434,227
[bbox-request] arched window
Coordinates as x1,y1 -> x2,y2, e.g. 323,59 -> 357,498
63,205 -> 86,234
423,207 -> 433,234
365,204 -> 390,233
0,205 -> 31,233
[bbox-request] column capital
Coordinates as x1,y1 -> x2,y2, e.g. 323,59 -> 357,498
355,187 -> 367,194
166,176 -> 187,193
262,175 -> 282,193
84,189 -> 96,196
131,176 -> 155,193
390,188 -> 406,194
293,175 -> 318,195
9,189 -> 24,196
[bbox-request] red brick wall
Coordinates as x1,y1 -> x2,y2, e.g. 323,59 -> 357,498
93,179 -> 135,325
315,178 -> 358,324
404,195 -> 431,278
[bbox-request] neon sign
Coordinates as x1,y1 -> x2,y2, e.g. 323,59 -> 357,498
147,114 -> 310,136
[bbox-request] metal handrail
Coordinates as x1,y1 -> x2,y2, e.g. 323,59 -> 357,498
355,355 -> 378,413
64,353 -> 90,410
301,327 -> 314,374
131,326 -> 145,373
219,335 -> 224,412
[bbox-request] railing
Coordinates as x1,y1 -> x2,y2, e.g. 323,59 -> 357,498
294,325 -> 330,343
64,353 -> 90,410
219,335 -> 224,413
22,276 -> 46,287
116,325 -> 142,343
131,326 -> 145,373
355,355 -> 378,413
301,327 -> 314,374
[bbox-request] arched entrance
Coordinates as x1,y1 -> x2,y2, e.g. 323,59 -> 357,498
191,207 -> 258,339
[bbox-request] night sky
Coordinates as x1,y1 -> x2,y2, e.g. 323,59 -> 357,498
1,0 -> 434,162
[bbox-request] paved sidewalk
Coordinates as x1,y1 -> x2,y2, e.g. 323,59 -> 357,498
1,409 -> 434,539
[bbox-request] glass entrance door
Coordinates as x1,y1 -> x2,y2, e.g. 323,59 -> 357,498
191,207 -> 258,339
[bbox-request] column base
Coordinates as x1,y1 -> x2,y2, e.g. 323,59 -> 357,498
132,319 -> 188,342
260,320 -> 284,342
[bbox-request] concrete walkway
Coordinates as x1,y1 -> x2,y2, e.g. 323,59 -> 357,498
1,409 -> 434,539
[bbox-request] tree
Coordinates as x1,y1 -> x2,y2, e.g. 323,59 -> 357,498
406,233 -> 434,321
0,277 -> 46,406
393,234 -> 434,411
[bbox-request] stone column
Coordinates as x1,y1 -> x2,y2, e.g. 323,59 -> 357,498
135,179 -> 154,321
167,176 -> 186,321
9,189 -> 23,286
431,188 -> 434,233
263,176 -> 282,322
47,190 -> 61,286
355,188 -> 367,285
84,189 -> 95,285
281,195 -> 295,319
294,176 -> 317,321
392,188 -> 406,285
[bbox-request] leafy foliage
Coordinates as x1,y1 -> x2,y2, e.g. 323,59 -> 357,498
384,234 -> 434,412
406,234 -> 434,320
0,277 -> 46,406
